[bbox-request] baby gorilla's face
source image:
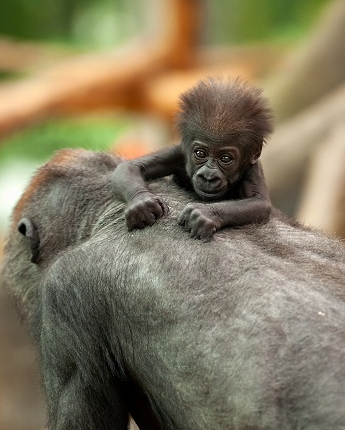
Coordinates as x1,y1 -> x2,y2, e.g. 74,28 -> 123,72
185,140 -> 249,200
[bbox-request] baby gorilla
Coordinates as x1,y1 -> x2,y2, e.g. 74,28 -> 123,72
112,77 -> 274,240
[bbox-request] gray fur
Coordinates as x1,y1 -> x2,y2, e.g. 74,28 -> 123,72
1,149 -> 345,429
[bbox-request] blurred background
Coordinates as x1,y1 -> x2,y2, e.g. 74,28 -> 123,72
0,0 -> 344,429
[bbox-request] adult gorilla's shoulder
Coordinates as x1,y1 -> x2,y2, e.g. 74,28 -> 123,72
1,149 -> 345,430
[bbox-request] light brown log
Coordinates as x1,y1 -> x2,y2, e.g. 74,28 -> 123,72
0,37 -> 72,72
0,0 -> 201,141
143,44 -> 283,122
269,0 -> 345,121
297,125 -> 345,239
144,64 -> 253,122
262,83 -> 345,215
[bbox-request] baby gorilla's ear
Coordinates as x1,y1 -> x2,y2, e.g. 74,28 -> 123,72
17,218 -> 40,264
250,148 -> 262,165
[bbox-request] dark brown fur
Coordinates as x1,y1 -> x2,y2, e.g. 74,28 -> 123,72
177,77 -> 274,154
112,77 -> 274,240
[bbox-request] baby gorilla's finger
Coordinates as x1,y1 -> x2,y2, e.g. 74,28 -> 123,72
140,196 -> 165,219
125,214 -> 145,230
189,224 -> 199,239
157,198 -> 169,216
197,224 -> 216,241
145,211 -> 157,226
178,216 -> 191,232
177,208 -> 189,226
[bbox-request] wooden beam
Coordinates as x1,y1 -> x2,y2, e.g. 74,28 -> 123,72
0,0 -> 201,141
297,124 -> 345,239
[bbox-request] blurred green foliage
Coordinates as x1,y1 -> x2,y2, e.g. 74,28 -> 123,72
209,0 -> 332,44
0,117 -> 130,166
0,0 -> 144,47
0,0 -> 333,46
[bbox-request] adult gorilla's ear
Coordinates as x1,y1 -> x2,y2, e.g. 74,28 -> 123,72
17,218 -> 40,264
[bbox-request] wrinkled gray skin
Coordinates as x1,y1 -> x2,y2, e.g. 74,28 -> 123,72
1,149 -> 345,430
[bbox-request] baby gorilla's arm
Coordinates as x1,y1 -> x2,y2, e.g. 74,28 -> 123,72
111,145 -> 184,230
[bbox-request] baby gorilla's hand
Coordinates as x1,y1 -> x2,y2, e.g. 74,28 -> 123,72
177,203 -> 221,241
125,192 -> 169,230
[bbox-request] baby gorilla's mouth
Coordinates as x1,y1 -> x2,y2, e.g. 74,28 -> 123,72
192,170 -> 229,201
192,174 -> 228,200
193,185 -> 228,201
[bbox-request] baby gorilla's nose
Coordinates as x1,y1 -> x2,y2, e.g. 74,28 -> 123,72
195,168 -> 222,191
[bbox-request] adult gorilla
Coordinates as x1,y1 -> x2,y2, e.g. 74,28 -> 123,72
1,149 -> 345,430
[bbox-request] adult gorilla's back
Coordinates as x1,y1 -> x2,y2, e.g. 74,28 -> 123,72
1,149 -> 345,430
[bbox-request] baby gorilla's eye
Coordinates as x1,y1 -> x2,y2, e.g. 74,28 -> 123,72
220,154 -> 234,164
194,149 -> 207,159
